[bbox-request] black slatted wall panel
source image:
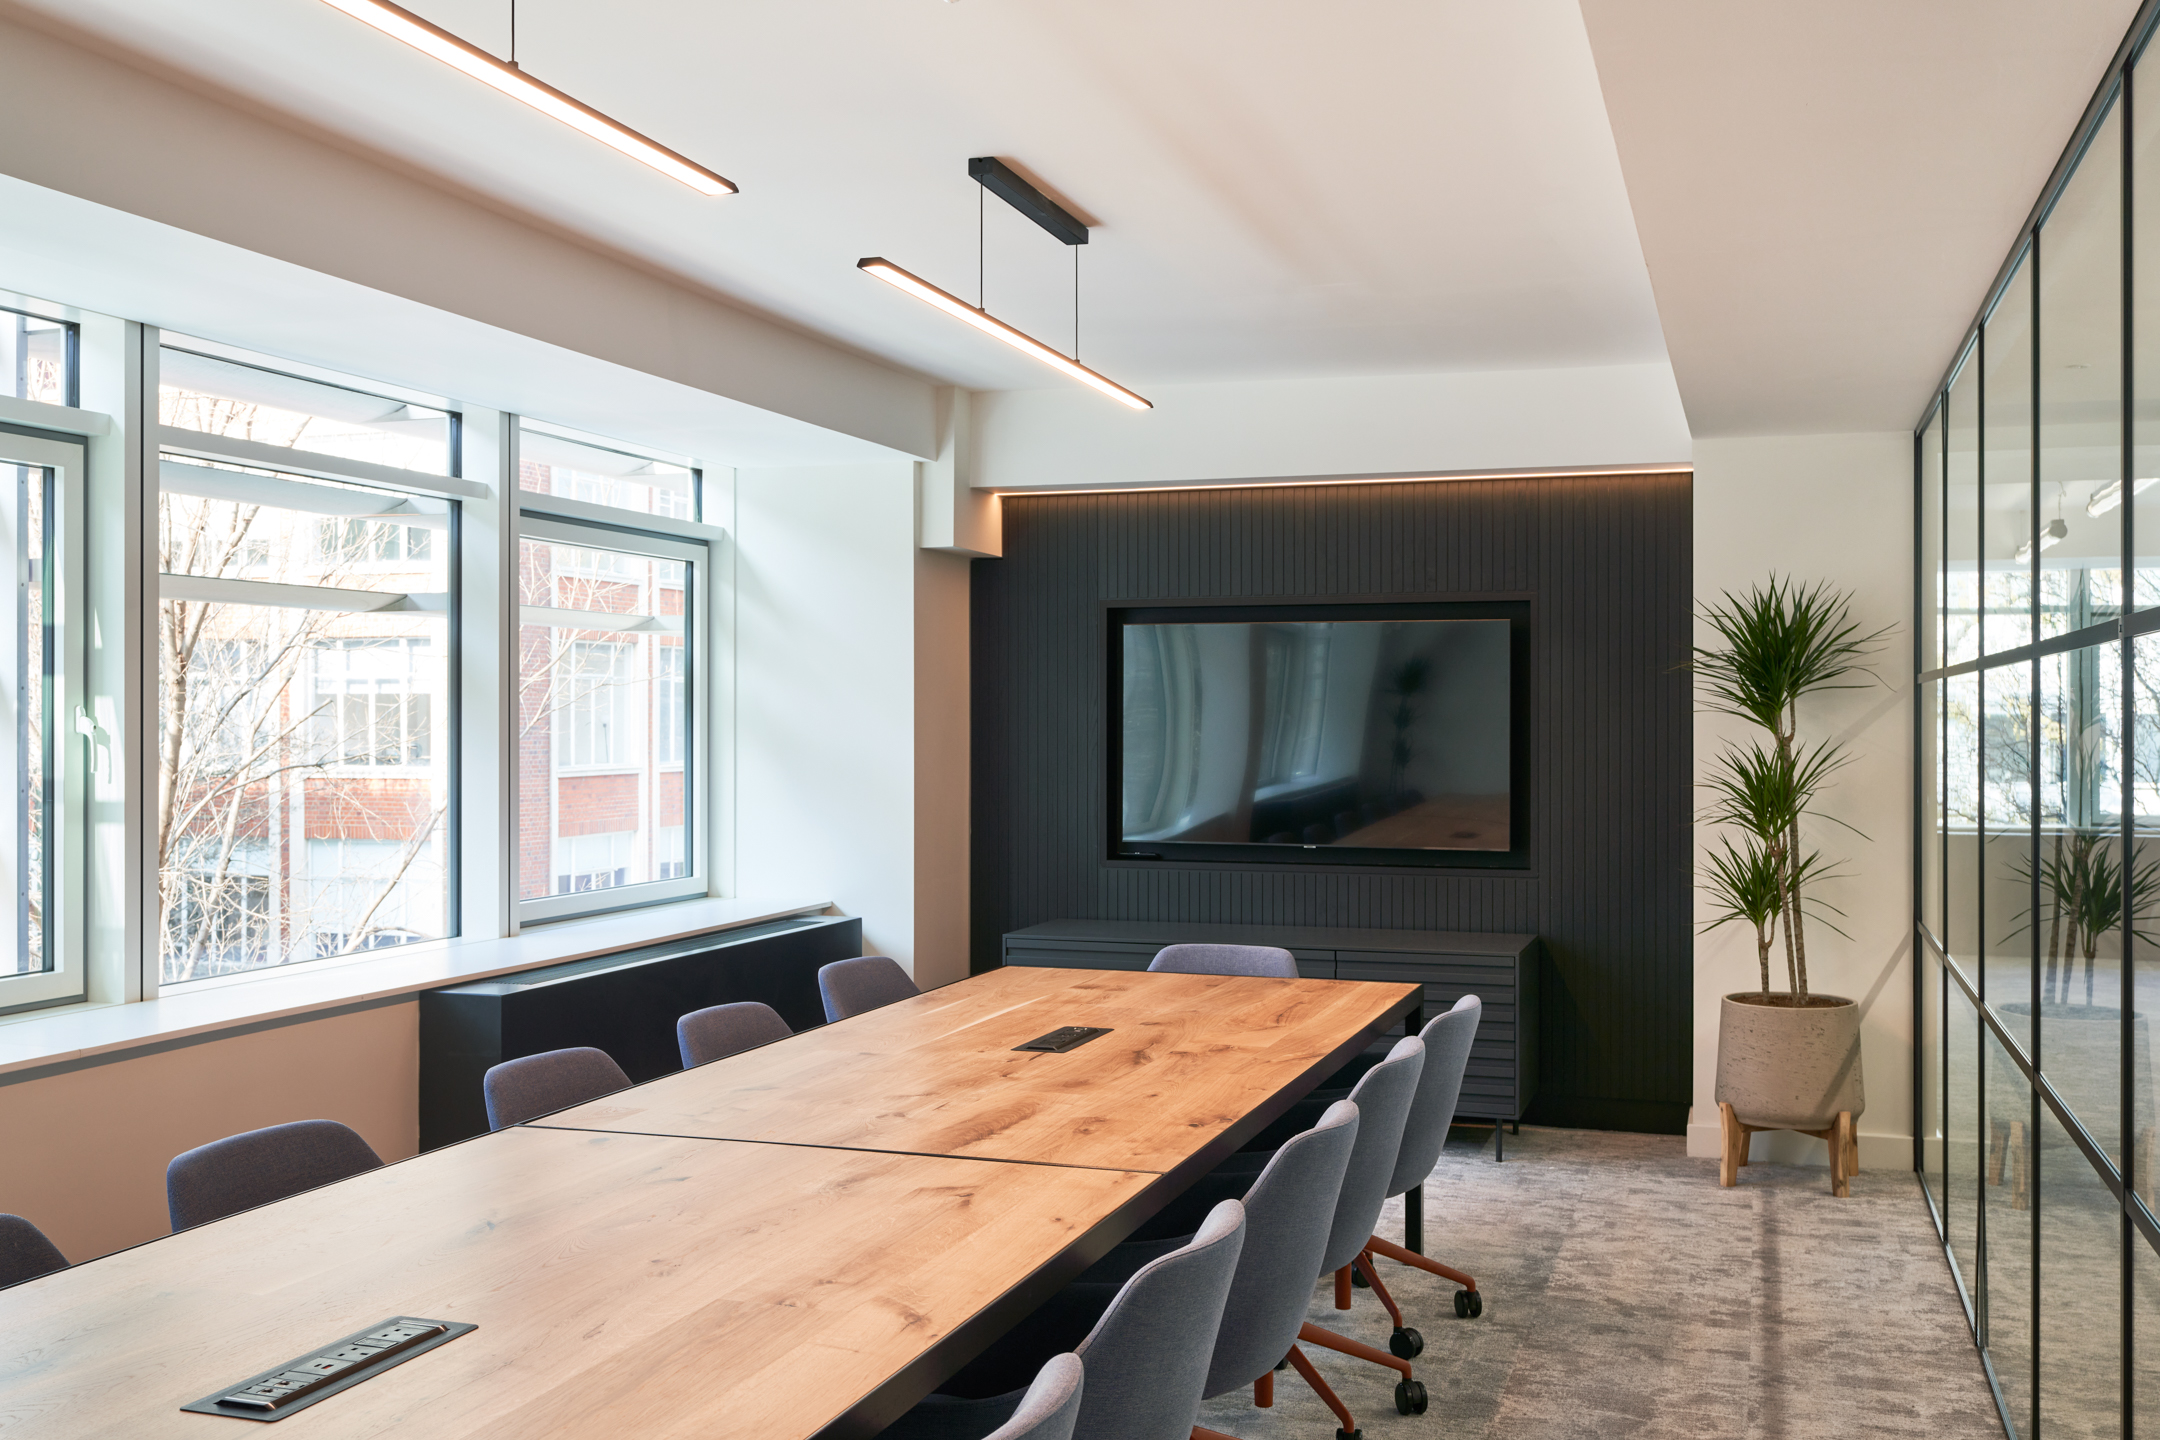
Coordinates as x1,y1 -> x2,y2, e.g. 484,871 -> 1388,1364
968,473 -> 1693,1133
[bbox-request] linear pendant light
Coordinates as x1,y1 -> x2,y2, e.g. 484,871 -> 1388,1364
318,0 -> 736,196
858,258 -> 1151,411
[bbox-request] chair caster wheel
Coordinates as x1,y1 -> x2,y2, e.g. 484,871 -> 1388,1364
1468,1290 -> 1483,1317
1351,1267 -> 1371,1288
1389,1327 -> 1424,1359
1275,1357 -> 1290,1370
1336,1430 -> 1362,1440
1455,1288 -> 1484,1318
1395,1380 -> 1428,1416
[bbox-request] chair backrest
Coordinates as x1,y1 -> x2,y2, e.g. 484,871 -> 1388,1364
1318,1035 -> 1423,1275
984,1353 -> 1085,1440
1204,1099 -> 1359,1398
0,1214 -> 67,1288
1146,944 -> 1297,979
482,1047 -> 631,1130
1389,994 -> 1481,1198
166,1120 -> 384,1231
818,955 -> 919,1022
677,1001 -> 792,1068
1073,1199 -> 1246,1440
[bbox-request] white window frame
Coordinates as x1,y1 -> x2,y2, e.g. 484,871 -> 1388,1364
0,425 -> 88,1013
515,511 -> 708,924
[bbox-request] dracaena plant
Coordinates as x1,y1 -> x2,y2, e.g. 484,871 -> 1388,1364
1694,578 -> 1888,1003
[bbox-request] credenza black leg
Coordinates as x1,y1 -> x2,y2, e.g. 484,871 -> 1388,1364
1404,1183 -> 1423,1255
1495,1121 -> 1504,1162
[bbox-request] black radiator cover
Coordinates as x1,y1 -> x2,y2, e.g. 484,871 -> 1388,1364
418,914 -> 860,1149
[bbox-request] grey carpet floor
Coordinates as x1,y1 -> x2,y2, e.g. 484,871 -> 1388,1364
1195,1125 -> 2005,1440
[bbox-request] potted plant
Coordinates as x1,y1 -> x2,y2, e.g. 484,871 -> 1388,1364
1696,578 -> 1887,1196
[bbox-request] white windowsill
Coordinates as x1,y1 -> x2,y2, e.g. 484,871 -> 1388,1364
0,895 -> 832,1080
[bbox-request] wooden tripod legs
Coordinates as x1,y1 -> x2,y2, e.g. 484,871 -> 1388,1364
1719,1102 -> 1856,1197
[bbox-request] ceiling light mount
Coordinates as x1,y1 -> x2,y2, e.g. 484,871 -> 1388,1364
319,0 -> 737,195
967,158 -> 1089,246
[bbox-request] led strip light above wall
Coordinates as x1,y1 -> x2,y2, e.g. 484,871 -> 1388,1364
319,0 -> 737,196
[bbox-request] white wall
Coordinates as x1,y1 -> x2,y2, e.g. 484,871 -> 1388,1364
972,362 -> 1691,491
732,464 -> 972,987
1691,432 -> 1915,1167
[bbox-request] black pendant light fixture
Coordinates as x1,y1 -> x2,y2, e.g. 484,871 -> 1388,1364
861,158 -> 1150,410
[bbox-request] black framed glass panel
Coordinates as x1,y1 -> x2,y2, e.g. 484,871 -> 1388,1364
1950,351 -> 1983,666
2035,1098 -> 2122,1436
1984,1027 -> 2036,1437
1986,662 -> 2038,1052
1985,257 -> 2037,657
1949,974 -> 1983,1301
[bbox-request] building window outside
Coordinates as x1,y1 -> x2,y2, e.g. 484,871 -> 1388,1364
519,423 -> 696,521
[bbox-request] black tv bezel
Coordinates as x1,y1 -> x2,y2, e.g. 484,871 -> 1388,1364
1105,598 -> 1532,872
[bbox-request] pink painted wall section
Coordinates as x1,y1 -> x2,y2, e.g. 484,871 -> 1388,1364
0,1001 -> 419,1264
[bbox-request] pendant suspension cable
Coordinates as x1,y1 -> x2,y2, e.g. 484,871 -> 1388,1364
508,0 -> 516,66
978,183 -> 985,311
1074,244 -> 1080,361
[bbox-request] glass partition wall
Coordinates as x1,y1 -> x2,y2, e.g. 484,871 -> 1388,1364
1916,30 -> 2160,1437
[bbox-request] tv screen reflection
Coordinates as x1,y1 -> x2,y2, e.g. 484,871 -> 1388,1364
1120,618 -> 1511,852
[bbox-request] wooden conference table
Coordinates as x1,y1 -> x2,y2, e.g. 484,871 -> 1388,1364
0,967 -> 1418,1440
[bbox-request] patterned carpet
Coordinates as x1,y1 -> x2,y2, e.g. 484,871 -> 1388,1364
1195,1125 -> 2006,1440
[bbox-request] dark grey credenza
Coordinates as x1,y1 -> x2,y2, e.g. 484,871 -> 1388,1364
1002,919 -> 1538,1157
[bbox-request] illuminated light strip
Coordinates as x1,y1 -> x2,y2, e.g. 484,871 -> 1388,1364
319,0 -> 736,196
858,258 -> 1151,411
986,465 -> 1693,497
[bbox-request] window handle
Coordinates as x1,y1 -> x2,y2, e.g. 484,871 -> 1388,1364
74,707 -> 110,781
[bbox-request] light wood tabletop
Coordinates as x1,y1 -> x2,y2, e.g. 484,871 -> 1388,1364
0,1126 -> 1153,1440
537,966 -> 1420,1174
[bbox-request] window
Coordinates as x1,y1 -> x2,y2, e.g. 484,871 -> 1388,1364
0,427 -> 84,1013
156,343 -> 456,985
519,423 -> 697,521
517,515 -> 701,919
1,306 -> 74,407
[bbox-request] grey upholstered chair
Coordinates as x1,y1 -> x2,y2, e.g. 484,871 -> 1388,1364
981,1354 -> 1084,1440
0,1214 -> 68,1288
482,1046 -> 631,1130
1299,1035 -> 1429,1417
882,1201 -> 1247,1440
1146,944 -> 1297,979
677,1001 -> 792,1068
818,955 -> 919,1022
1360,995 -> 1485,1330
1086,1100 -> 1366,1440
165,1119 -> 384,1231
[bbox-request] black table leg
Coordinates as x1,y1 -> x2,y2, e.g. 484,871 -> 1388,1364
1495,1120 -> 1505,1162
1404,1182 -> 1423,1254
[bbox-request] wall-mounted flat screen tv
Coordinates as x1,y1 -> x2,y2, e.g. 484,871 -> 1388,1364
1110,602 -> 1529,869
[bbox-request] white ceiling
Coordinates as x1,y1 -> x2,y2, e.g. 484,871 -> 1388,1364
17,0 -> 1671,394
1579,0 -> 2144,438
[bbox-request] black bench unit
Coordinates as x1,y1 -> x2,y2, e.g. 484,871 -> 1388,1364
1001,919 -> 1538,1158
419,914 -> 860,1150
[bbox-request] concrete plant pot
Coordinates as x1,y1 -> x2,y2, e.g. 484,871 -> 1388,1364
1714,992 -> 1866,1196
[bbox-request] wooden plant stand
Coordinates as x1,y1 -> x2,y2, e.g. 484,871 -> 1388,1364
1718,1101 -> 1857,1197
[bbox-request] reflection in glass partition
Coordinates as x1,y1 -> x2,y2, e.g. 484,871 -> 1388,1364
1948,670 -> 1982,971
1120,618 -> 1512,852
1984,1026 -> 2035,1438
159,343 -> 453,476
2039,101 -> 2125,633
1922,940 -> 1945,1207
1948,978 -> 1981,1302
1948,351 -> 1982,664
1923,412 -> 1944,672
2135,1235 -> 2160,1434
2030,645 -> 2137,1159
1985,258 -> 2036,656
2134,633 -> 2160,1208
1923,678 -> 1944,944
2036,1099 -> 2122,1435
1984,662 -> 2036,1050
2134,57 -> 2160,609
519,426 -> 696,521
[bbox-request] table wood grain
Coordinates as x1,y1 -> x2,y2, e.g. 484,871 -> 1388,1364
0,1127 -> 1152,1440
538,966 -> 1420,1172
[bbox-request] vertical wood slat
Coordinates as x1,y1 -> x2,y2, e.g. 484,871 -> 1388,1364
968,472 -> 1693,1131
